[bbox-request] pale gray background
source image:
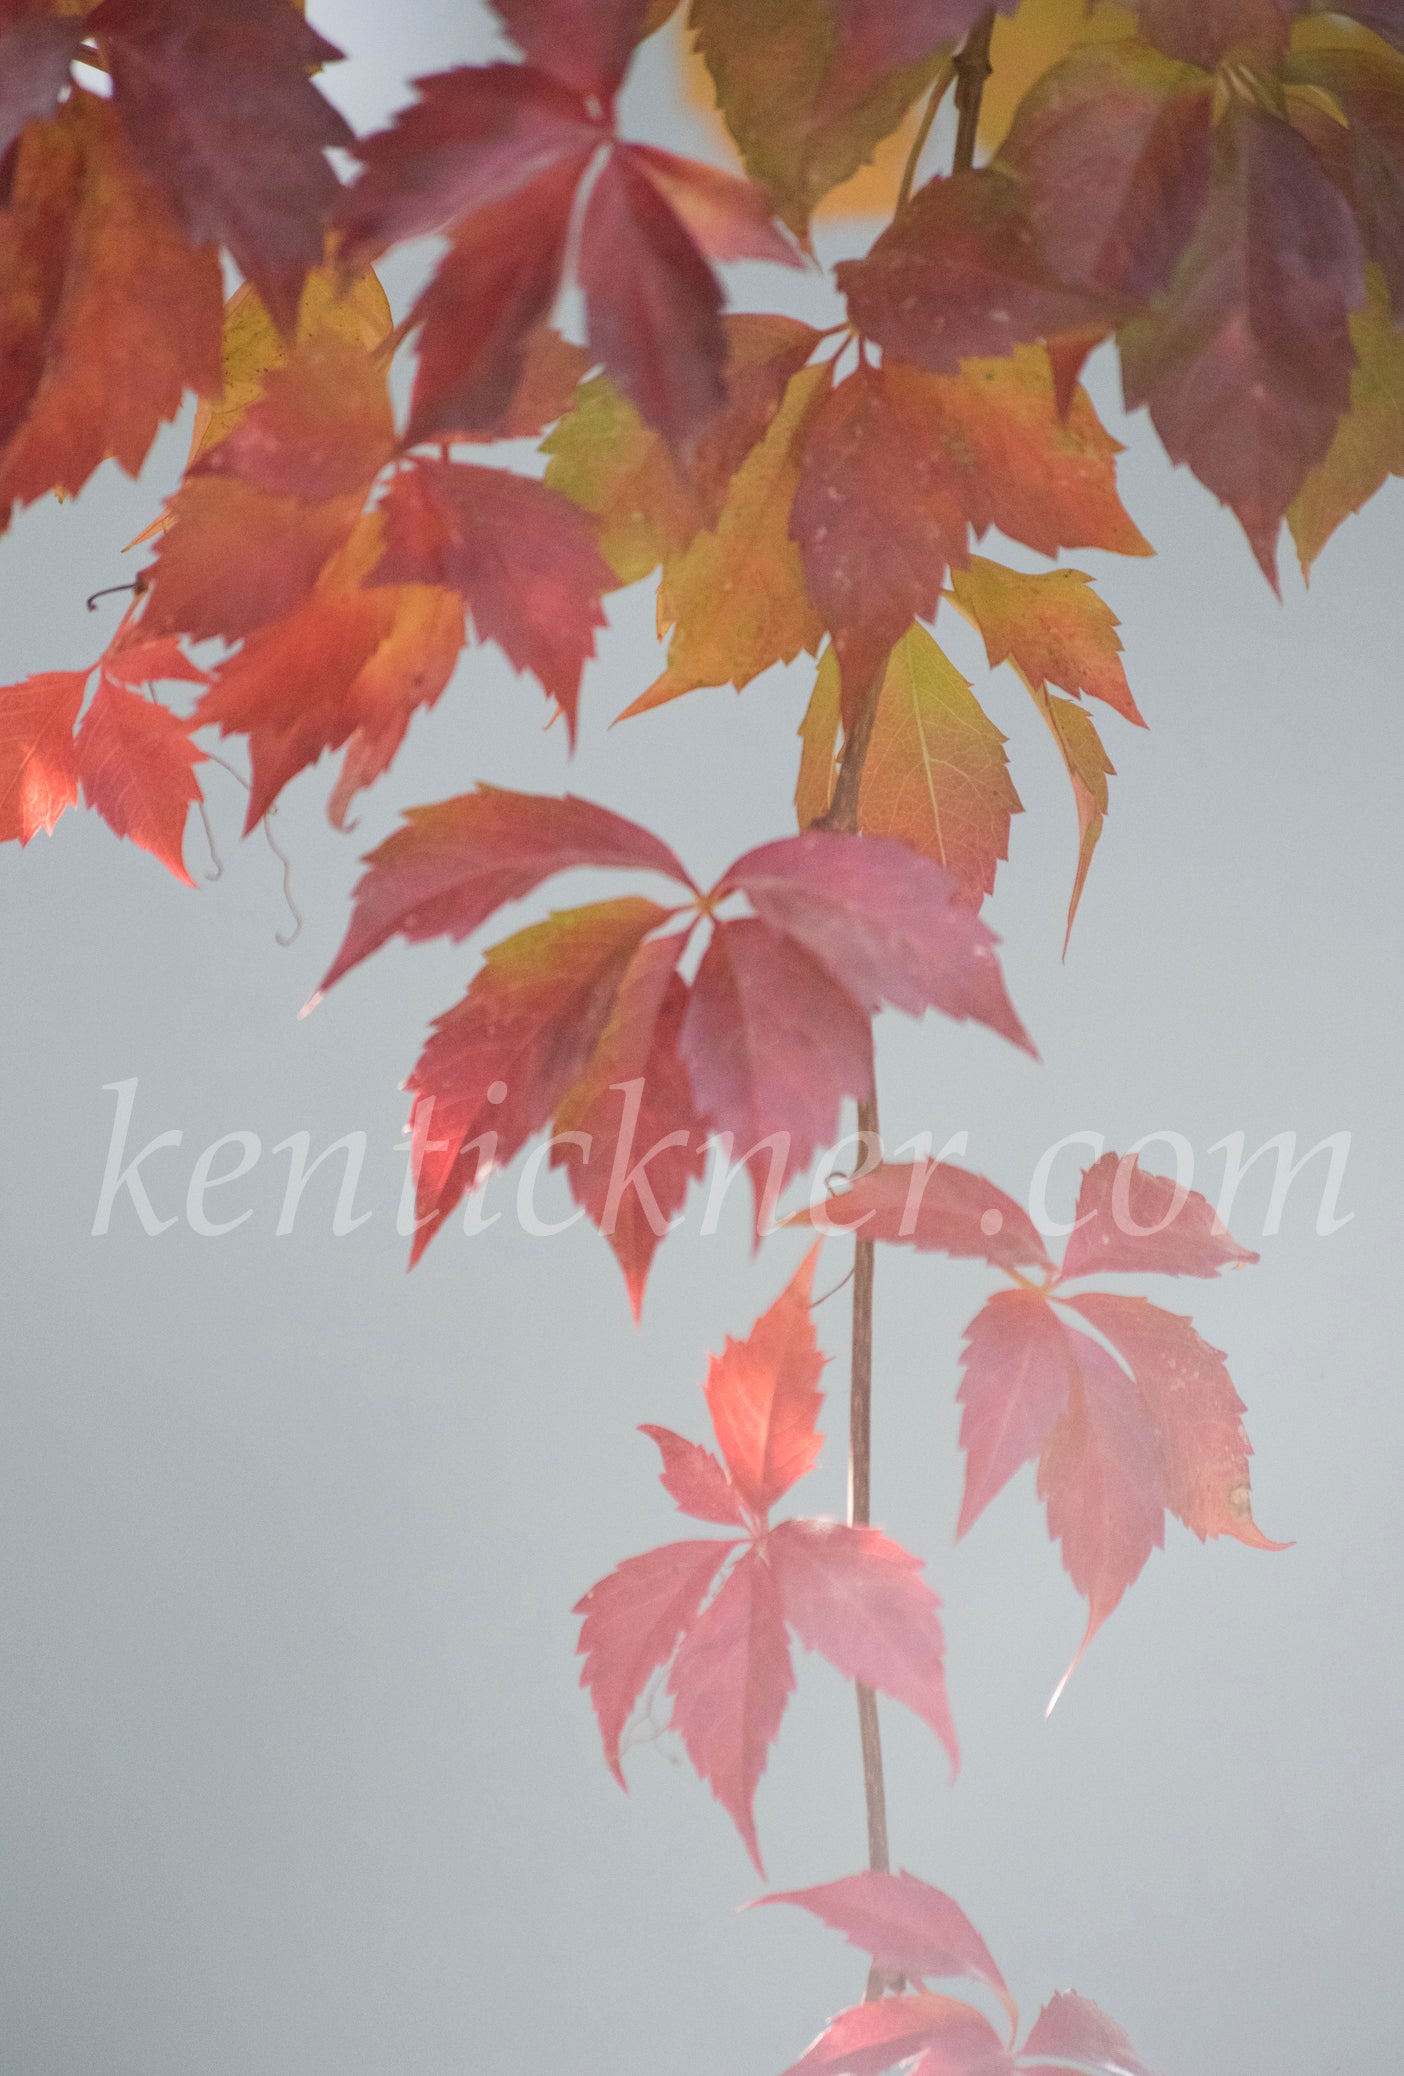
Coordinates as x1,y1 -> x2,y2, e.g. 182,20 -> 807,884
0,8 -> 1399,2073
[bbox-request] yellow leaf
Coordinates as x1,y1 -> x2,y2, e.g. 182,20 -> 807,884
1035,686 -> 1116,950
857,623 -> 1021,907
543,374 -> 699,585
950,555 -> 1143,724
795,646 -> 841,826
1289,268 -> 1404,574
619,362 -> 828,718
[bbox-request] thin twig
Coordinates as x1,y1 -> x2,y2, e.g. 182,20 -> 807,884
86,582 -> 140,613
812,1265 -> 856,1309
196,801 -> 224,882
896,57 -> 958,215
262,809 -> 303,946
952,12 -> 996,175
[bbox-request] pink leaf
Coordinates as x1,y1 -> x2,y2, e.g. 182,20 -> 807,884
703,1246 -> 825,1516
667,1544 -> 794,1872
573,1537 -> 736,1784
791,1159 -> 1052,1277
629,143 -> 799,266
1058,1152 -> 1259,1282
491,0 -> 647,102
639,1425 -> 746,1528
782,1993 -> 1010,2076
957,1291 -> 1077,1538
769,1519 -> 958,1772
1021,1990 -> 1158,2076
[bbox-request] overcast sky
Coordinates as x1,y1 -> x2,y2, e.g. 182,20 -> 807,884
0,9 -> 1399,2075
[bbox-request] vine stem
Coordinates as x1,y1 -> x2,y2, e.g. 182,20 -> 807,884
952,11 -> 996,174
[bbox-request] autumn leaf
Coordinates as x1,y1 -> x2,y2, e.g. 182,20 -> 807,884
1136,0 -> 1294,69
1119,95 -> 1365,582
788,1157 -> 1053,1277
75,674 -> 204,884
950,556 -> 1144,726
0,5 -> 84,164
956,1289 -> 1079,1537
687,0 -> 952,237
90,0 -> 353,332
1286,39 -> 1404,322
319,785 -> 694,994
553,932 -> 708,1317
372,457 -> 614,736
754,1869 -> 1017,2033
1288,266 -> 1404,572
0,670 -> 86,845
575,1254 -> 955,1868
0,90 -> 222,529
779,1992 -> 1013,2076
403,897 -> 671,1256
1059,1150 -> 1260,1281
1020,1990 -> 1159,2076
857,623 -> 1022,908
1034,689 -> 1117,948
620,360 -> 829,716
492,0 -> 652,102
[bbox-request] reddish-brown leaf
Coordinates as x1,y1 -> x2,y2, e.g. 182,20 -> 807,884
1137,0 -> 1294,68
667,1544 -> 794,1872
403,153 -> 593,444
638,1425 -> 747,1527
578,145 -> 728,449
950,556 -> 1144,726
999,39 -> 1213,304
373,457 -> 613,736
319,785 -> 693,994
755,1870 -> 1016,2031
0,7 -> 82,164
192,332 -> 395,502
678,914 -> 875,1220
139,477 -> 366,644
1021,1990 -> 1157,2076
781,1993 -> 1011,2076
858,624 -> 1022,908
0,91 -> 222,527
788,1159 -> 1052,1277
75,676 -> 204,884
718,829 -> 1033,1051
403,897 -> 670,1256
769,1518 -> 958,1772
0,670 -> 85,845
628,143 -> 799,266
493,0 -> 648,101
956,1290 -> 1076,1537
90,0 -> 353,333
839,167 -> 1120,372
703,1247 -> 824,1516
573,1537 -> 737,1783
553,931 -> 707,1315
1119,98 -> 1364,582
1288,266 -> 1404,573
1066,1292 -> 1285,1550
1037,1324 -> 1168,1661
1059,1151 -> 1260,1282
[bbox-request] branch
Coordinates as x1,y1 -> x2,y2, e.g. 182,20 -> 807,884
952,11 -> 996,175
896,57 -> 957,215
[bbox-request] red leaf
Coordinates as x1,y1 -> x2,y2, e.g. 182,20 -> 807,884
703,1246 -> 824,1516
319,785 -> 693,994
1000,41 -> 1214,306
781,1993 -> 1010,2076
138,478 -> 365,645
193,332 -> 395,502
340,63 -> 598,259
826,0 -> 1019,109
755,1870 -> 1016,2032
0,671 -> 85,845
492,0 -> 647,101
639,1425 -> 746,1527
196,580 -> 465,830
719,830 -> 1032,1052
678,915 -> 875,1222
790,1159 -> 1052,1278
553,931 -> 707,1316
0,9 -> 83,164
667,1544 -> 794,1872
91,0 -> 352,332
573,1537 -> 736,1784
769,1518 -> 958,1772
956,1291 -> 1077,1538
402,897 -> 669,1257
74,677 -> 204,884
629,144 -> 798,266
579,146 -> 727,449
1066,1293 -> 1287,1551
1137,0 -> 1293,69
403,154 -> 591,443
1021,1990 -> 1158,2076
1119,99 -> 1364,582
373,457 -> 613,735
1058,1151 -> 1259,1282
1037,1324 -> 1168,1677
102,631 -> 209,691
840,168 -> 1120,373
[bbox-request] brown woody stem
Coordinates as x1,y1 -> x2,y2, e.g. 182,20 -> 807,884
952,12 -> 996,174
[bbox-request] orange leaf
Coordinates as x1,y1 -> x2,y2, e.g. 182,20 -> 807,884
0,670 -> 86,845
75,675 -> 204,883
950,554 -> 1144,725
